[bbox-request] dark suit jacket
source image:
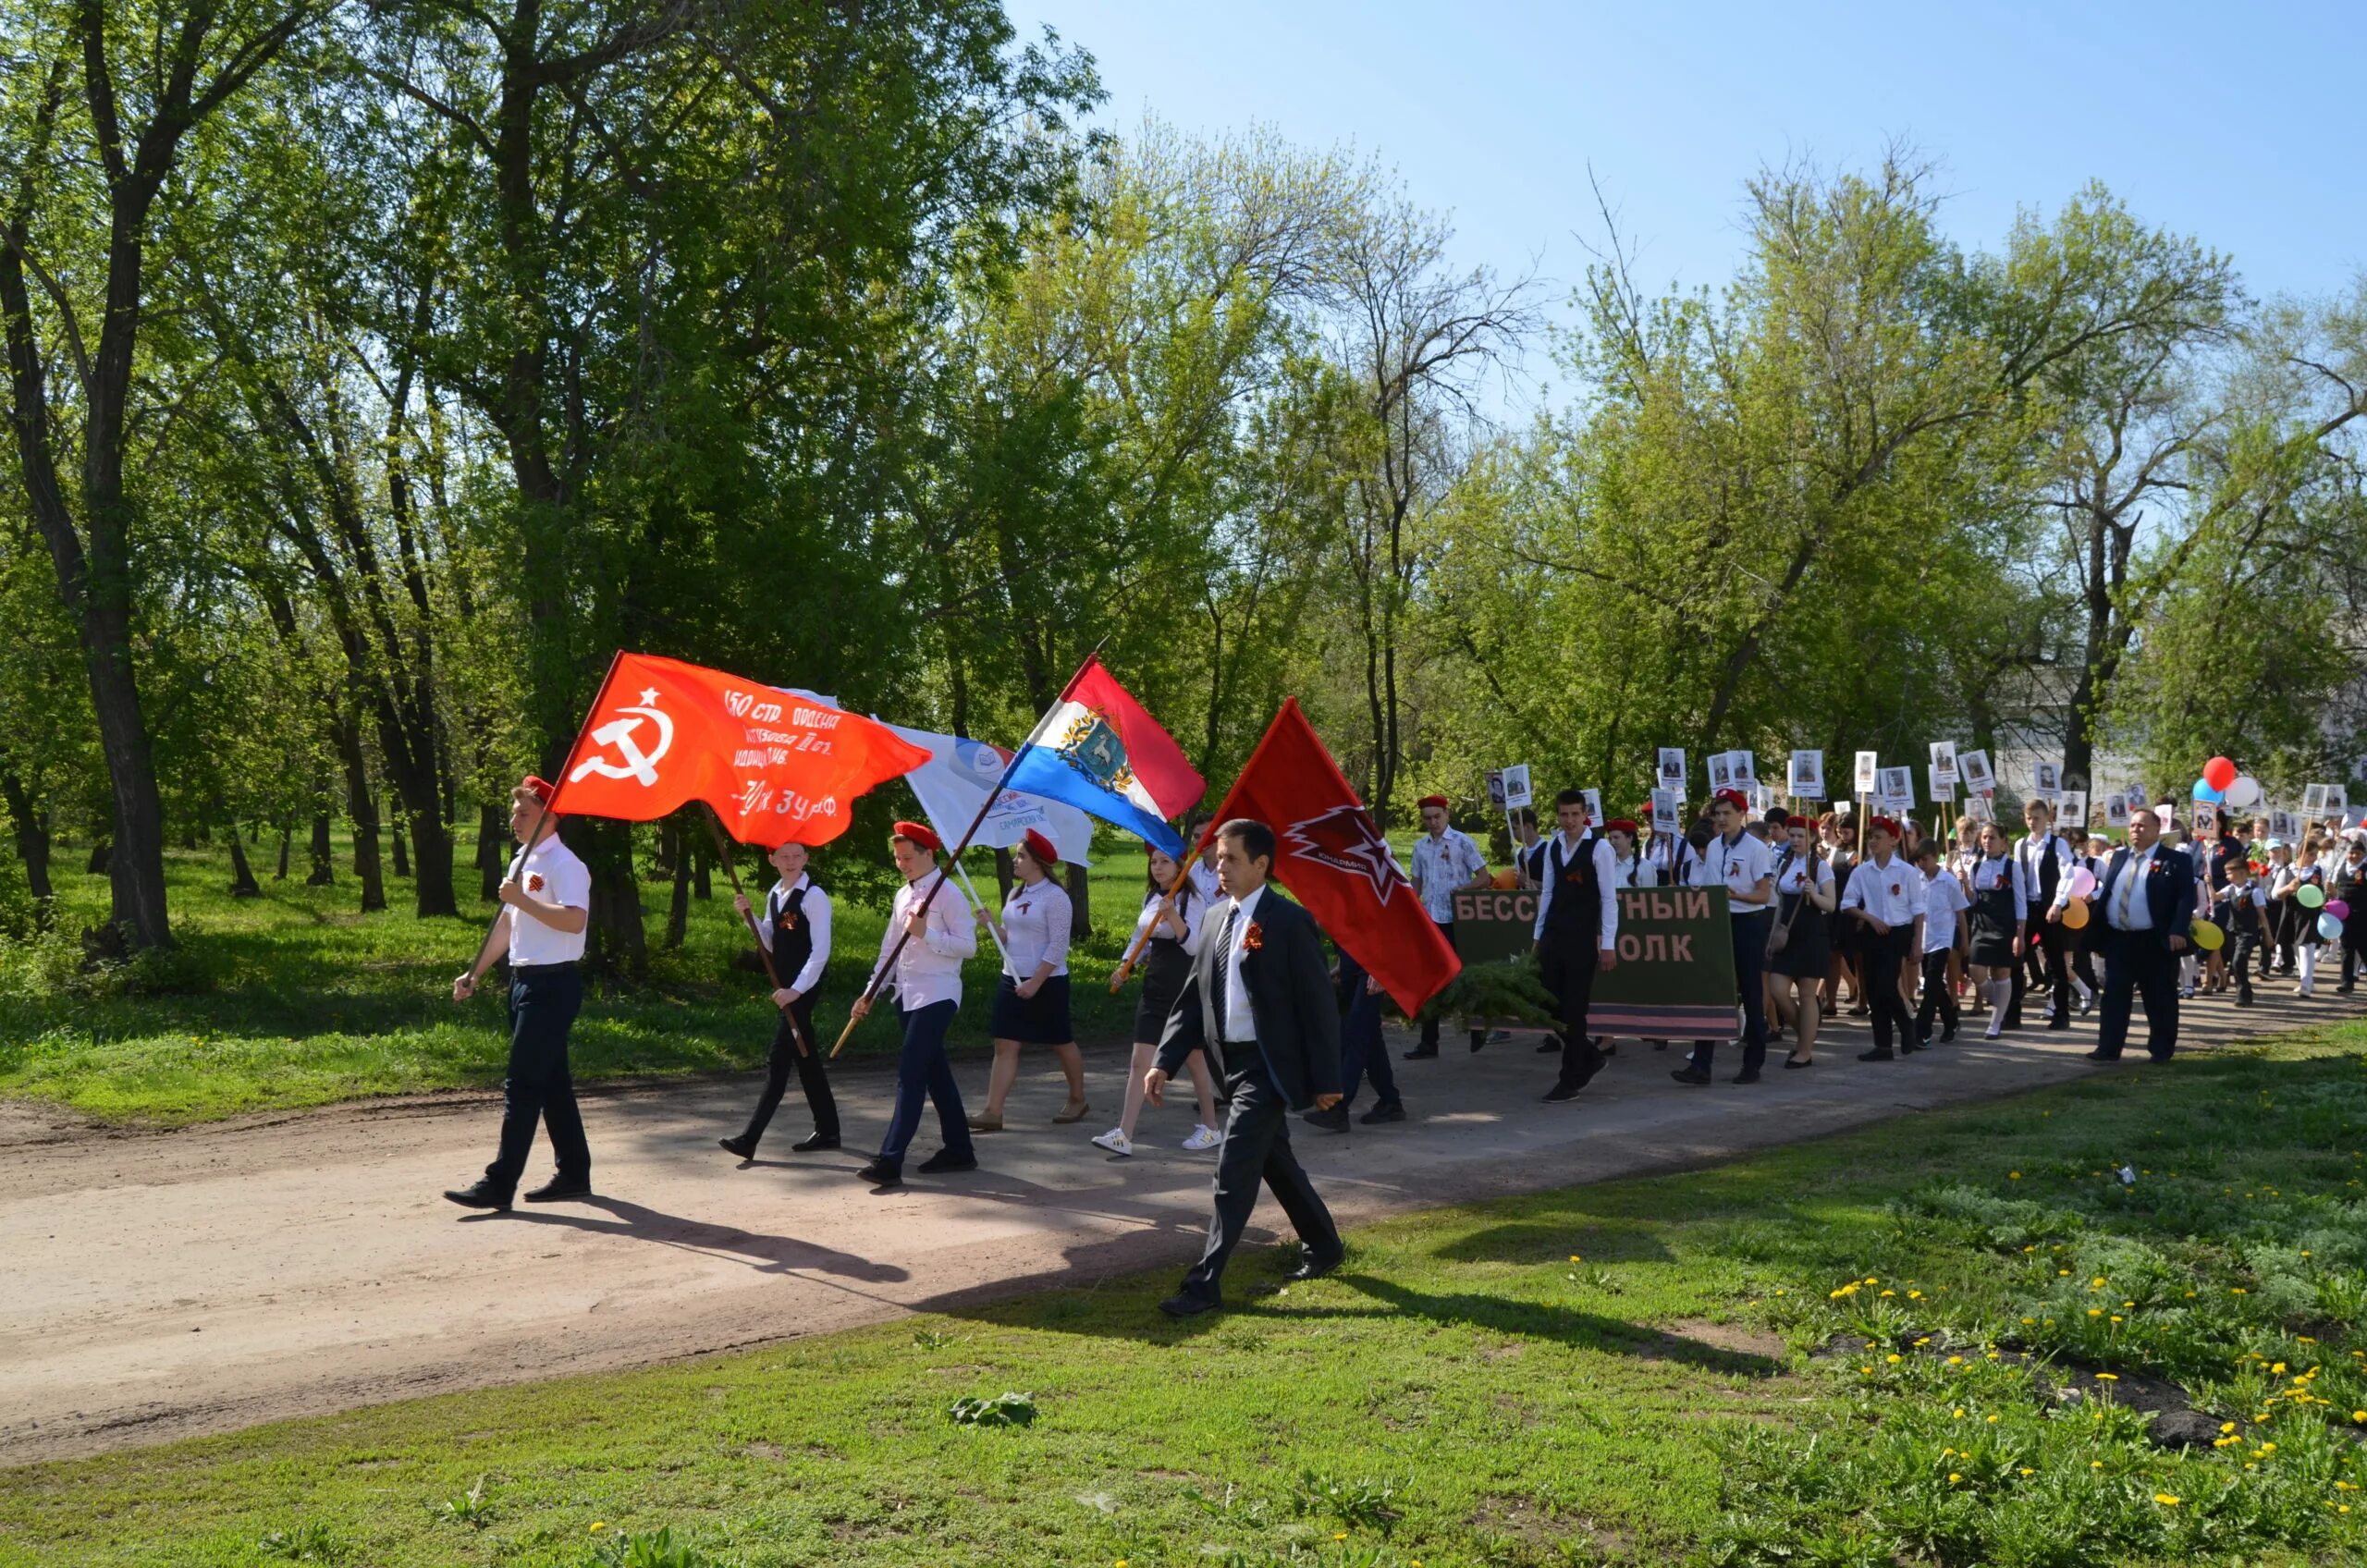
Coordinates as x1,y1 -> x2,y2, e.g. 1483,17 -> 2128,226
2096,843 -> 2198,944
1157,887 -> 1343,1110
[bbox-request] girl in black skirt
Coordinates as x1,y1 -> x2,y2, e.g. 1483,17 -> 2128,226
1768,816 -> 1836,1067
1818,813 -> 1859,1013
1094,848 -> 1222,1157
970,829 -> 1088,1131
1963,822 -> 2030,1039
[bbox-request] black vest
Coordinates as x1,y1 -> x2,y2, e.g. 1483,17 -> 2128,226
767,879 -> 817,991
1543,834 -> 1600,942
2027,834 -> 2063,900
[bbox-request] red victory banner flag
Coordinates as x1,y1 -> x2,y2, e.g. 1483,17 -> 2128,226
550,653 -> 929,846
1203,698 -> 1460,1017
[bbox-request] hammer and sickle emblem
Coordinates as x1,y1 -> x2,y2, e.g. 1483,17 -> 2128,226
569,688 -> 676,787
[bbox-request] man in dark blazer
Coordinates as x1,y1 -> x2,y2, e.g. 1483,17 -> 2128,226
1146,817 -> 1344,1317
2090,807 -> 2198,1063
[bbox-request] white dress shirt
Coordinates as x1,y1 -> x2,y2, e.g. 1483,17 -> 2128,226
507,836 -> 591,966
1965,854 -> 2030,920
1687,829 -> 1776,915
999,876 -> 1073,979
1131,886 -> 1206,955
1411,827 -> 1488,922
1920,867 -> 1968,953
1187,859 -> 1221,905
870,875 -> 976,1009
1530,830 -> 1621,948
759,873 -> 831,994
2106,844 -> 2159,932
1218,886 -> 1266,1043
1773,849 -> 1835,900
1839,852 -> 1925,927
1612,850 -> 1658,888
2017,832 -> 2076,913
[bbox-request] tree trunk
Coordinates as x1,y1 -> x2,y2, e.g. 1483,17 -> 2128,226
337,724 -> 386,913
307,813 -> 335,886
478,802 -> 508,899
275,823 -> 291,880
226,818 -> 261,898
1065,861 -> 1090,942
993,847 -> 1013,906
665,824 -> 692,949
87,838 -> 110,875
693,839 -> 711,900
578,820 -> 646,982
1,770 -> 52,901
389,820 -> 410,878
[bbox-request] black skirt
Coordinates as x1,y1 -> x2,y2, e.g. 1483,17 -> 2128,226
1131,938 -> 1194,1043
1826,859 -> 1858,959
990,973 -> 1073,1043
1968,907 -> 2019,966
1768,892 -> 1831,978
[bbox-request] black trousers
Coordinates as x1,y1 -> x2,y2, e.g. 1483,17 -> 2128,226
1690,914 -> 1769,1074
736,991 -> 839,1146
1418,920 -> 1484,1052
1539,931 -> 1602,1089
2004,924 -> 2069,1027
2343,920 -> 2367,987
2071,931 -> 2103,994
1339,986 -> 1399,1109
1861,926 -> 1915,1053
1179,1060 -> 1341,1304
2095,927 -> 2179,1060
485,962 -> 590,1195
1913,949 -> 1958,1041
2229,929 -> 2258,1001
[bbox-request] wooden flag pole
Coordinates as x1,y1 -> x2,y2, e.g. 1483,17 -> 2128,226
1110,849 -> 1199,992
702,806 -> 814,1059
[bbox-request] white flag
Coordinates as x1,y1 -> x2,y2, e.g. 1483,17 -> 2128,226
883,723 -> 1096,866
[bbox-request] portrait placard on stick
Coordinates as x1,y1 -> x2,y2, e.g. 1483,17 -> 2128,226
1959,749 -> 1994,793
2104,793 -> 2130,828
1650,788 -> 1681,832
2060,789 -> 2089,828
1658,748 -> 1687,790
1788,749 -> 1825,799
1878,766 -> 1916,812
1729,749 -> 1759,789
1500,764 -> 1533,812
2270,807 -> 2298,840
1927,765 -> 1956,805
1854,750 -> 1880,795
2304,783 -> 2332,816
2031,760 -> 2062,801
1709,752 -> 1735,792
1929,741 -> 1959,787
1965,793 -> 1994,824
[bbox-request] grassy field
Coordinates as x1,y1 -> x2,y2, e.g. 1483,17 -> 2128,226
8,1033 -> 2367,1566
0,831 -> 1194,1125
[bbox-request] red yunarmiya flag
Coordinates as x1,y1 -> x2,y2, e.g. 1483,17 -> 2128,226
1202,699 -> 1461,1016
550,653 -> 930,847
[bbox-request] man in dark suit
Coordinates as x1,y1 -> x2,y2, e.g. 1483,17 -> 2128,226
1146,817 -> 1345,1317
2090,806 -> 2197,1063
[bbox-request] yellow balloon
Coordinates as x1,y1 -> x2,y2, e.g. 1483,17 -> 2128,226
2061,898 -> 2090,930
2189,918 -> 2226,951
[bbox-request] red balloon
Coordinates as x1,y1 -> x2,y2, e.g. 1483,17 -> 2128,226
2202,756 -> 2238,791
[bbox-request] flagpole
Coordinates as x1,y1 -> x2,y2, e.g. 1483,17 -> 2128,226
1110,849 -> 1201,991
828,654 -> 1101,1059
702,806 -> 814,1059
463,650 -> 623,996
950,860 -> 1013,969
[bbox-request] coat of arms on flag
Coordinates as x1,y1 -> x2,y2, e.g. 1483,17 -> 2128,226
1007,656 -> 1204,856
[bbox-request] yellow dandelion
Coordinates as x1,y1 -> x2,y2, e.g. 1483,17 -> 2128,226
590,1523 -> 607,1533
2009,1171 -> 2021,1179
2155,1493 -> 2180,1507
1987,1414 -> 2000,1424
2019,1466 -> 2035,1476
1947,1355 -> 1964,1366
1333,1532 -> 1347,1541
2094,1373 -> 2119,1381
1948,1472 -> 1962,1484
1887,1354 -> 1903,1364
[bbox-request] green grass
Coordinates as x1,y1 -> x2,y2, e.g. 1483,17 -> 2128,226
0,833 -> 1183,1125
10,1032 -> 2367,1566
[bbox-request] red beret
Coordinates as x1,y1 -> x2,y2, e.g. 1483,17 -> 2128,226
891,819 -> 942,854
1713,789 -> 1748,812
1868,815 -> 1902,839
1418,794 -> 1450,811
1605,818 -> 1639,835
515,775 -> 557,808
1021,827 -> 1060,866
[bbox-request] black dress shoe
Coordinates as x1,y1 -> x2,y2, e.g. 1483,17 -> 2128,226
1468,1032 -> 1488,1054
1285,1252 -> 1343,1281
791,1133 -> 841,1152
1940,1023 -> 1958,1042
442,1181 -> 511,1212
1897,1040 -> 1922,1055
1782,1056 -> 1813,1070
1542,1080 -> 1583,1102
1731,1068 -> 1762,1084
916,1148 -> 978,1174
2082,1049 -> 2119,1062
1358,1101 -> 1406,1124
1857,1047 -> 1895,1062
2046,1017 -> 2073,1032
522,1176 -> 593,1203
717,1134 -> 757,1159
1670,1067 -> 1711,1085
1534,1040 -> 1560,1053
1402,1047 -> 1440,1060
855,1158 -> 903,1186
1301,1105 -> 1351,1133
1159,1292 -> 1221,1317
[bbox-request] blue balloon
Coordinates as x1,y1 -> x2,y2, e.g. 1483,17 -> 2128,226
2192,778 -> 2225,802
2320,912 -> 2345,942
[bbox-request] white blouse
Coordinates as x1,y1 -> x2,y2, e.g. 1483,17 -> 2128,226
1000,876 -> 1073,979
1130,886 -> 1206,955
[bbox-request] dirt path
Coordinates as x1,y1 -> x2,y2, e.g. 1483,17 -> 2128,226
4,977 -> 2350,1466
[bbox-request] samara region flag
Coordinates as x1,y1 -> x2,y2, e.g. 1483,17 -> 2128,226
1005,655 -> 1204,857
550,652 -> 929,847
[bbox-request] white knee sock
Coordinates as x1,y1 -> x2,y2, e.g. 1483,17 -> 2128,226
1984,980 -> 2007,1035
2300,946 -> 2317,990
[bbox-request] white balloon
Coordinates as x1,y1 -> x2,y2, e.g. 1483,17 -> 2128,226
2226,774 -> 2263,809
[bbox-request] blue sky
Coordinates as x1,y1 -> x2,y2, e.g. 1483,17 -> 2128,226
1007,1 -> 2362,404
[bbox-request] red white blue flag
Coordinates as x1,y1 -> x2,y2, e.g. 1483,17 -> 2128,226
1005,656 -> 1204,856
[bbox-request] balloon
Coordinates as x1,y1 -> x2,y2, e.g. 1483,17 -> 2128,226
2203,756 -> 2238,792
2192,778 -> 2226,803
2068,867 -> 2098,900
2299,883 -> 2326,910
2189,918 -> 2226,951
2320,913 -> 2346,942
2226,774 -> 2263,809
2062,898 -> 2091,931
1491,868 -> 1519,890
2330,899 -> 2352,922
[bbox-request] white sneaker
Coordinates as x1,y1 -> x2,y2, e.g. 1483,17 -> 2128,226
1183,1124 -> 1221,1151
1090,1128 -> 1134,1157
